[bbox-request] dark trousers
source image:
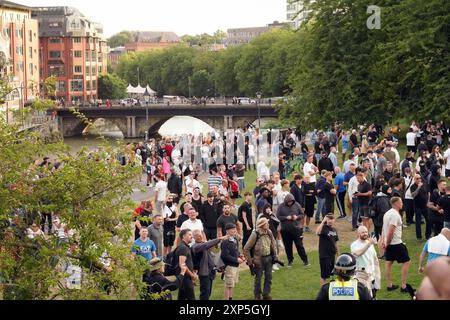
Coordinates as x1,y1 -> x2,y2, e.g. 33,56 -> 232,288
204,227 -> 217,240
254,256 -> 273,297
404,199 -> 414,224
40,212 -> 52,233
280,229 -> 308,264
351,198 -> 360,229
242,228 -> 252,249
374,225 -> 382,240
415,207 -> 431,240
199,275 -> 214,300
337,191 -> 347,217
431,220 -> 444,237
178,275 -> 195,300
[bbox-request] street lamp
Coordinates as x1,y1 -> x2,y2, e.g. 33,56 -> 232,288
143,88 -> 150,141
256,91 -> 262,129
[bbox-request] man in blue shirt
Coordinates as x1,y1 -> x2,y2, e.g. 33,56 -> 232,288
132,228 -> 157,261
334,167 -> 347,219
418,228 -> 450,273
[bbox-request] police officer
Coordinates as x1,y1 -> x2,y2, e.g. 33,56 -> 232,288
316,253 -> 372,300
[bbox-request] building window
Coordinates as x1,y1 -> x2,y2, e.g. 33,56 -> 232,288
56,81 -> 65,93
48,22 -> 61,28
29,47 -> 33,58
74,50 -> 82,58
86,81 -> 91,91
16,46 -> 23,55
92,80 -> 97,90
29,63 -> 33,75
70,79 -> 84,92
49,38 -> 61,43
73,37 -> 81,43
98,66 -> 102,74
85,50 -> 90,60
29,30 -> 32,42
74,65 -> 82,73
91,52 -> 96,61
49,65 -> 65,76
91,67 -> 96,76
86,66 -> 90,75
49,51 -> 61,58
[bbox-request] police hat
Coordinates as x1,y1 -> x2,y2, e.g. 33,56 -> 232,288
333,253 -> 357,278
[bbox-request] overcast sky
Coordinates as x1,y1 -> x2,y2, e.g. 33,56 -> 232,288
20,0 -> 287,37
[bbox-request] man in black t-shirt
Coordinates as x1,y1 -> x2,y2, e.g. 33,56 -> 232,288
199,193 -> 220,240
411,174 -> 431,240
217,203 -> 240,237
175,229 -> 196,300
323,172 -> 336,215
238,192 -> 254,248
316,215 -> 339,285
428,179 -> 447,236
438,186 -> 450,229
355,171 -> 373,230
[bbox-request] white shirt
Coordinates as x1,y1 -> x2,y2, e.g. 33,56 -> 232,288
27,228 -> 45,239
248,144 -> 256,157
180,219 -> 204,233
351,239 -> 378,276
303,162 -> 317,183
201,145 -> 210,159
406,132 -> 416,146
404,176 -> 414,200
444,148 -> 450,170
348,176 -> 359,199
272,182 -> 282,205
276,190 -> 290,205
185,177 -> 201,194
155,180 -> 168,202
343,160 -> 356,173
257,161 -> 270,180
383,209 -> 403,245
163,204 -> 177,219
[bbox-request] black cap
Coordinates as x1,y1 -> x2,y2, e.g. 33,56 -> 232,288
225,223 -> 237,231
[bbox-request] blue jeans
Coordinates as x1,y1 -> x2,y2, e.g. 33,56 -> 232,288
238,178 -> 245,192
351,198 -> 359,229
415,207 -> 431,240
315,197 -> 326,222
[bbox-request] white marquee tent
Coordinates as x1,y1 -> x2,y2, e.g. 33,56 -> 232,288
127,84 -> 157,97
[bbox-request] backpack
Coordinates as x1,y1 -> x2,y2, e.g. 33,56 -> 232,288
368,197 -> 378,218
163,247 -> 179,276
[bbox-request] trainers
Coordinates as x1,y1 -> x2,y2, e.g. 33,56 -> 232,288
263,295 -> 272,300
272,264 -> 280,271
387,285 -> 399,291
255,294 -> 261,300
287,262 -> 293,267
304,262 -> 311,267
304,227 -> 311,233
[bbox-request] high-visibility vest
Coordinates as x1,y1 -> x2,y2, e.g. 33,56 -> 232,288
328,279 -> 360,300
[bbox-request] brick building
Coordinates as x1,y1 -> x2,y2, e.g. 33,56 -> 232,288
32,6 -> 107,105
0,0 -> 39,112
124,31 -> 181,53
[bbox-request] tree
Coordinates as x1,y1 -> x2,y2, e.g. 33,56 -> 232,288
108,31 -> 133,48
98,74 -> 127,99
214,45 -> 243,97
191,69 -> 214,97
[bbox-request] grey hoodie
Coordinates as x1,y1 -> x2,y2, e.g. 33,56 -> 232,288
276,193 -> 304,233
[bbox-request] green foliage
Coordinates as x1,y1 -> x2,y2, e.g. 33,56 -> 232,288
0,111 -> 146,300
108,31 -> 133,48
98,74 -> 127,99
181,30 -> 227,47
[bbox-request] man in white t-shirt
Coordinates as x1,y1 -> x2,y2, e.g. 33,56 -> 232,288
303,153 -> 318,183
154,174 -> 168,214
381,197 -> 411,293
444,141 -> 450,178
185,172 -> 201,195
180,207 -> 206,245
271,172 -> 282,213
406,128 -> 417,154
351,226 -> 381,299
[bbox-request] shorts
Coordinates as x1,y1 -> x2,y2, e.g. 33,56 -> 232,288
163,229 -> 176,247
224,266 -> 239,288
320,257 -> 335,280
385,243 -> 410,263
359,206 -> 371,218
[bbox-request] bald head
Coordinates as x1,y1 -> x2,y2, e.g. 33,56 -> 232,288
358,226 -> 369,240
441,228 -> 450,241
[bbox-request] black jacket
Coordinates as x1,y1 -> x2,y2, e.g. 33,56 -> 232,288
142,270 -> 184,300
318,158 -> 334,172
167,175 -> 183,196
290,184 -> 305,208
277,193 -> 304,234
370,193 -> 391,227
220,237 -> 240,267
200,201 -> 220,229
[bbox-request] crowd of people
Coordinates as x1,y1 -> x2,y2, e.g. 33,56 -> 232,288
129,120 -> 450,300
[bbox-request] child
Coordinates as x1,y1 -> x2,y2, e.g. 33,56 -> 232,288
316,214 -> 339,286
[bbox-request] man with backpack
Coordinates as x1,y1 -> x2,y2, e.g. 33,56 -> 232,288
244,217 -> 279,300
191,230 -> 229,300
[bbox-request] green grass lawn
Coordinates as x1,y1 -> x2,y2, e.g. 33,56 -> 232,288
193,143 -> 432,300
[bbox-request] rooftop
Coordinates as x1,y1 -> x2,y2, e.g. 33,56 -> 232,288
132,31 -> 180,43
0,0 -> 31,11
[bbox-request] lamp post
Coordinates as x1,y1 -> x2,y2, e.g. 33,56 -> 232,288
256,91 -> 262,129
143,88 -> 150,141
